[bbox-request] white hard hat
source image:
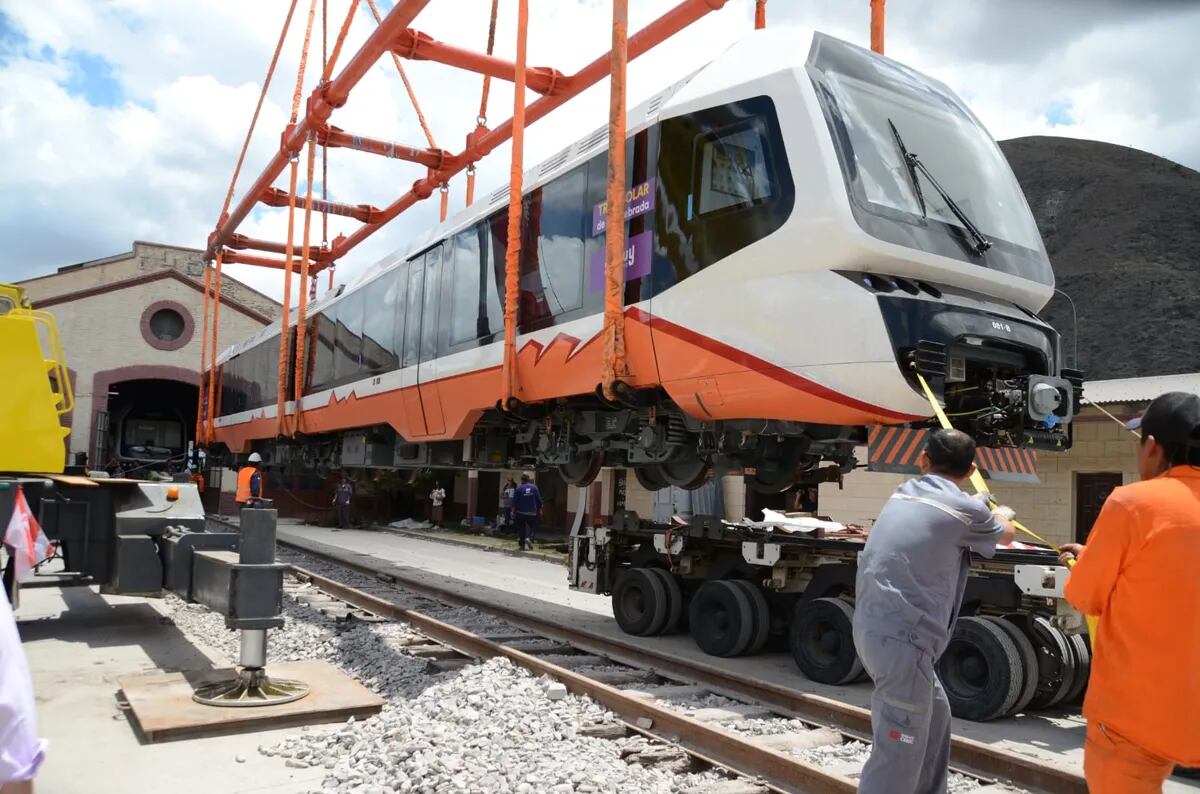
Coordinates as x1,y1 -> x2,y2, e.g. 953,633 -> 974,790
248,452 -> 262,463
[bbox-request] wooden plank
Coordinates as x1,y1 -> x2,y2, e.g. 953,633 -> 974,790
118,660 -> 383,743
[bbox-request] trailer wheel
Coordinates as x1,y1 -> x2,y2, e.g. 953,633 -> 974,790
647,568 -> 684,635
938,616 -> 1023,721
729,580 -> 770,654
1022,616 -> 1077,709
689,580 -> 754,657
789,597 -> 863,685
633,466 -> 668,492
1063,632 -> 1091,704
612,568 -> 668,637
986,616 -> 1039,716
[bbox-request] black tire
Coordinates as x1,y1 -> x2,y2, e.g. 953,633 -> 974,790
789,597 -> 863,685
633,466 -> 668,492
729,580 -> 770,655
648,568 -> 684,635
986,616 -> 1039,717
689,580 -> 755,657
938,616 -> 1023,722
612,568 -> 668,637
1063,632 -> 1091,704
1019,616 -> 1076,710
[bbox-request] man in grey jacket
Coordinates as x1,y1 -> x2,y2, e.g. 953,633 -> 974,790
853,429 -> 1015,794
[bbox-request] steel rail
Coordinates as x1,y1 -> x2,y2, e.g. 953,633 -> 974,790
290,563 -> 856,794
275,535 -> 1087,794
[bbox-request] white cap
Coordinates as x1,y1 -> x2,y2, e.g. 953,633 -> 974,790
248,452 -> 262,463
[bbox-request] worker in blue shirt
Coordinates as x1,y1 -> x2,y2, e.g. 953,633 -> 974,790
512,473 -> 543,551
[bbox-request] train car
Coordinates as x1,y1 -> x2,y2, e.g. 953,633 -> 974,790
209,28 -> 1080,490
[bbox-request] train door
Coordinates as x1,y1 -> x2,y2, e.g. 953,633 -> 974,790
400,257 -> 427,437
418,245 -> 446,435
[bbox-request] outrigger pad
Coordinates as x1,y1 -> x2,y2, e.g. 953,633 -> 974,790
118,660 -> 383,743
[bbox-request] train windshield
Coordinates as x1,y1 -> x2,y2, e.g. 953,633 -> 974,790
807,33 -> 1052,285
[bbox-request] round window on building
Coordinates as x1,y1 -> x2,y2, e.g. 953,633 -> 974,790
149,308 -> 185,342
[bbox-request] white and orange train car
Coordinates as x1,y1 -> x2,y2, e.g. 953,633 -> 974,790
209,28 -> 1080,491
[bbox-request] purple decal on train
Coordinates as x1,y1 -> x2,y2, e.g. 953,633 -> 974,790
590,230 -> 652,290
592,178 -> 656,235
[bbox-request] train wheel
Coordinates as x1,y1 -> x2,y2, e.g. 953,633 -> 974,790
558,450 -> 604,487
658,454 -> 710,490
611,568 -> 668,637
1022,616 -> 1077,709
938,616 -> 1023,721
633,466 -> 669,492
788,597 -> 863,685
1063,632 -> 1091,704
648,568 -> 684,635
689,580 -> 754,657
729,580 -> 770,655
986,616 -> 1039,716
745,467 -> 796,494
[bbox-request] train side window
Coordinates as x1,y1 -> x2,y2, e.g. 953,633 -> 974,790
363,264 -> 402,374
421,245 -> 442,362
402,258 -> 424,368
477,222 -> 502,341
257,339 -> 277,407
448,229 -> 482,345
519,166 -> 586,332
334,288 -> 365,384
310,304 -> 337,392
693,119 -> 773,216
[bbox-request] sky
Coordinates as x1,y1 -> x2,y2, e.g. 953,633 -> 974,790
2,0 -> 1198,298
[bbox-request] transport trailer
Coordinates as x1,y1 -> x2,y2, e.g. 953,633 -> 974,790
569,510 -> 1090,722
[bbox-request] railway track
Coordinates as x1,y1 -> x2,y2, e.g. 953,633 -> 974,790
276,540 -> 1088,794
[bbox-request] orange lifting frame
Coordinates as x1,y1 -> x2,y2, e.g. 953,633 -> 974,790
197,0 -> 737,444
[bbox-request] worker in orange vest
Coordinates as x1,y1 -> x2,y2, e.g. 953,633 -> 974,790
1059,391 -> 1200,793
235,452 -> 264,509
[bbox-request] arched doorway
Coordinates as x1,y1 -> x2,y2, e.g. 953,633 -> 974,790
91,366 -> 198,475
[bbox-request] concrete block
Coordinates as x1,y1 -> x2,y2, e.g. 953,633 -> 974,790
543,682 -> 568,701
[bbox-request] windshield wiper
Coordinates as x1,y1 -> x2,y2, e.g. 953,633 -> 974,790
888,118 -> 992,255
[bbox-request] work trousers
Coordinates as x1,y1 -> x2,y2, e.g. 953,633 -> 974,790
515,513 -> 538,549
1084,721 -> 1175,794
336,503 -> 350,529
854,631 -> 952,794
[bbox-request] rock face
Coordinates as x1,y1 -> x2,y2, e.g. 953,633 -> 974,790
999,136 -> 1200,380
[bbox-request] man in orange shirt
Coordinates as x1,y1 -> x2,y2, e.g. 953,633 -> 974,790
1059,391 -> 1200,793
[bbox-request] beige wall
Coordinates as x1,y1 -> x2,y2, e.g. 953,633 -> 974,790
816,407 -> 1141,547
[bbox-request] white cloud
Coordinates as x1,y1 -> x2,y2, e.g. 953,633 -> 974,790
2,0 -> 1196,298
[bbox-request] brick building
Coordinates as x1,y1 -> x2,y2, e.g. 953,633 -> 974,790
17,241 -> 277,471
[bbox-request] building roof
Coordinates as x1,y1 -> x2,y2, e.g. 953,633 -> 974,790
1083,372 -> 1200,405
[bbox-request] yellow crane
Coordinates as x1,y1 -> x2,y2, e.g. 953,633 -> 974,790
0,282 -> 73,474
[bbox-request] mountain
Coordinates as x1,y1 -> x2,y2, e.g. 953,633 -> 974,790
999,136 -> 1200,380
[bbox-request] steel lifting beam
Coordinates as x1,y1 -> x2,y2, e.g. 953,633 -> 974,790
317,127 -> 457,170
227,234 -> 331,262
204,0 -> 432,261
221,250 -> 308,272
326,0 -> 727,265
391,28 -> 569,96
259,188 -> 382,225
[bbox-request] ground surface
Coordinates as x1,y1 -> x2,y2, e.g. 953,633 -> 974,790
1000,135 -> 1200,378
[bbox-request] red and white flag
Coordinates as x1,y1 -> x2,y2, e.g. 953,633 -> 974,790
4,485 -> 53,582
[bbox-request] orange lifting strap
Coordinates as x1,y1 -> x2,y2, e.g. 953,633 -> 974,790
600,0 -> 630,401
500,0 -> 529,409
755,0 -> 766,29
871,0 -> 885,54
198,0 -> 300,444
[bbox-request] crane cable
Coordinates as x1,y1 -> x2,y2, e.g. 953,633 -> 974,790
913,371 -> 1098,644
363,0 -> 448,221
198,0 -> 300,446
467,0 -> 501,207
